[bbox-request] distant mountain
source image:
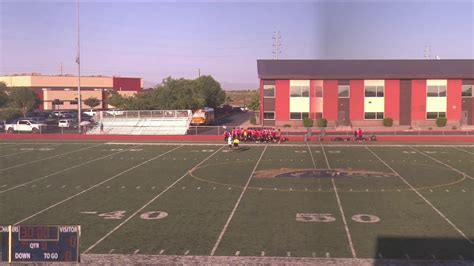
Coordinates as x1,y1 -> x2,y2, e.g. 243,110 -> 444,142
220,81 -> 259,91
143,81 -> 158,89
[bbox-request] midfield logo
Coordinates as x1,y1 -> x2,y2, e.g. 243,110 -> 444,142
254,168 -> 395,179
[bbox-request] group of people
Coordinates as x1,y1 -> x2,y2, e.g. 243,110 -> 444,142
223,127 -> 288,148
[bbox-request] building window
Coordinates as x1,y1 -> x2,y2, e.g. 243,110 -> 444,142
263,112 -> 275,120
338,85 -> 350,98
426,112 -> 446,120
364,112 -> 384,120
315,86 -> 323,97
462,85 -> 472,97
290,86 -> 310,97
364,86 -> 384,97
427,85 -> 447,97
290,112 -> 309,120
263,85 -> 275,98
315,112 -> 323,119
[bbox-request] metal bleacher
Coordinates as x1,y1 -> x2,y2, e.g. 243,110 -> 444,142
88,110 -> 192,135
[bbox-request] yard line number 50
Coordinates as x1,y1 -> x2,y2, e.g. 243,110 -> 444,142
296,213 -> 380,223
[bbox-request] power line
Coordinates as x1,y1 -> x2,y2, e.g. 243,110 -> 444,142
272,31 -> 281,60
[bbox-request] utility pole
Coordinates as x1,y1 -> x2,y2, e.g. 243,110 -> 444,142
76,0 -> 82,133
272,31 -> 281,60
198,68 -> 201,77
60,63 -> 63,75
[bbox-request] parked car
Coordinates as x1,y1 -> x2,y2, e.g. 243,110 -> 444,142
5,119 -> 47,133
62,112 -> 77,119
51,111 -> 64,118
58,119 -> 73,128
83,109 -> 97,117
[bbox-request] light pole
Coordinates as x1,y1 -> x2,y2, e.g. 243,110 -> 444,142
76,0 -> 82,133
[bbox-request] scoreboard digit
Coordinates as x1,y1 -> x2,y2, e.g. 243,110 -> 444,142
0,225 -> 80,263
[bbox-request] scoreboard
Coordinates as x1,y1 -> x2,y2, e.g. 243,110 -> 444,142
0,225 -> 80,263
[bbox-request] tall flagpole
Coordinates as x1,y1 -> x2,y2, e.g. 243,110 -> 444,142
76,0 -> 82,133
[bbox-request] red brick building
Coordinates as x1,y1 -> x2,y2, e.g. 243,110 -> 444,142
0,74 -> 143,110
257,59 -> 474,127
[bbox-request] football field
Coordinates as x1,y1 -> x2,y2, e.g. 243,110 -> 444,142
0,141 -> 473,263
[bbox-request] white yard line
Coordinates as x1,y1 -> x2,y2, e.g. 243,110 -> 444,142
0,143 -> 62,158
0,145 -> 141,194
365,146 -> 473,245
320,144 -> 331,169
323,143 -> 357,258
210,146 -> 267,256
14,145 -> 184,225
307,144 -> 316,169
83,146 -> 224,254
0,143 -> 103,172
453,146 -> 474,155
331,178 -> 357,258
410,147 -> 473,180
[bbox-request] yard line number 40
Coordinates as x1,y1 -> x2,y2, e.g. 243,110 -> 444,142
296,213 -> 380,223
85,211 -> 168,220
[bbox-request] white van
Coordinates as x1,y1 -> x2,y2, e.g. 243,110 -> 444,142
83,109 -> 97,117
58,119 -> 72,128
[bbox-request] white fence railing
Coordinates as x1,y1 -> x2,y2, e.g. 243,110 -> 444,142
99,110 -> 192,119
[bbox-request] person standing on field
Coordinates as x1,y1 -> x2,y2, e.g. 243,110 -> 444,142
228,135 -> 233,149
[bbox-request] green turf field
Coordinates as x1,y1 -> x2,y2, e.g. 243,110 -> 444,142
0,141 -> 473,262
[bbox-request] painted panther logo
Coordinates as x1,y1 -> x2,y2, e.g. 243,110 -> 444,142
254,168 -> 395,179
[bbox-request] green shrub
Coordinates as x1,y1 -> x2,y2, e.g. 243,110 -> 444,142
249,116 -> 257,125
303,117 -> 314,128
283,124 -> 291,128
383,117 -> 393,127
436,117 -> 447,127
317,118 -> 327,127
452,125 -> 457,130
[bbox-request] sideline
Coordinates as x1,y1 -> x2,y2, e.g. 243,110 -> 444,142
80,254 -> 471,265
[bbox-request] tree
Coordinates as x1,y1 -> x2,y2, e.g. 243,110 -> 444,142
104,75 -> 226,111
106,90 -> 127,109
194,75 -> 226,108
8,87 -> 40,117
247,90 -> 260,111
0,82 -> 8,108
84,97 -> 101,109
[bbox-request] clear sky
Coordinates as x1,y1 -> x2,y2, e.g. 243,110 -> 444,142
0,0 -> 472,89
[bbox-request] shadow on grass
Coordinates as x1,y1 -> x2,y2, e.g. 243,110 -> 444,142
374,236 -> 473,263
233,146 -> 251,152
